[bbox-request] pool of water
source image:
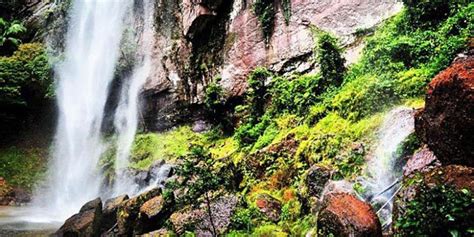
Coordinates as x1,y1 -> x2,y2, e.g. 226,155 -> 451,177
0,206 -> 60,237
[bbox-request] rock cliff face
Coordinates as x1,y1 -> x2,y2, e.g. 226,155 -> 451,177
19,0 -> 402,130
142,0 -> 402,130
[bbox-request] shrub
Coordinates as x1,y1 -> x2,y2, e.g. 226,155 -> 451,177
0,43 -> 52,106
0,17 -> 26,55
316,33 -> 345,90
0,147 -> 46,190
395,185 -> 473,236
402,0 -> 469,28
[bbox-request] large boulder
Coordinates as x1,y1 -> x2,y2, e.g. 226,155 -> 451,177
56,198 -> 103,237
169,195 -> 238,236
317,193 -> 382,237
101,194 -> 129,233
415,54 -> 474,166
393,165 -> 474,236
117,188 -> 161,236
135,194 -> 174,234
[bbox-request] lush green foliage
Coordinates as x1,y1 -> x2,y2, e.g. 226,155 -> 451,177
317,33 -> 346,90
0,43 -> 52,106
395,185 -> 473,236
0,147 -> 47,190
402,0 -> 469,28
0,17 -> 26,54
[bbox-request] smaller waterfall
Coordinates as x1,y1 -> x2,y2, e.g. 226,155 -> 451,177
112,0 -> 156,196
358,107 -> 415,228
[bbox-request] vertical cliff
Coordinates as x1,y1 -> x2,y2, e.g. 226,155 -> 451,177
142,0 -> 402,131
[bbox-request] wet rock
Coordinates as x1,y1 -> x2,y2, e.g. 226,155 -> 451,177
403,145 -> 441,176
101,194 -> 129,233
80,198 -> 102,213
117,188 -> 161,236
317,193 -> 382,237
415,54 -> 474,167
57,198 -> 103,237
255,193 -> 281,222
305,164 -> 333,198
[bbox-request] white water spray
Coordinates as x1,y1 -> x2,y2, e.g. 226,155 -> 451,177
359,107 -> 414,227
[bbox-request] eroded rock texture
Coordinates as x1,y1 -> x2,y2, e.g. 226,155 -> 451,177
142,0 -> 402,130
415,53 -> 474,167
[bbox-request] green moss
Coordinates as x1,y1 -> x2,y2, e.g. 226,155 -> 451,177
0,147 -> 47,190
129,126 -> 202,170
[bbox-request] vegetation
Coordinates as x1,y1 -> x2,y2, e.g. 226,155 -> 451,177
0,43 -> 52,107
0,17 -> 26,55
253,0 -> 292,43
395,184 -> 473,236
317,32 -> 346,90
0,147 -> 47,190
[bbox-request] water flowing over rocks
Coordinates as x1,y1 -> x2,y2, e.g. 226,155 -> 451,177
415,52 -> 474,167
317,193 -> 382,237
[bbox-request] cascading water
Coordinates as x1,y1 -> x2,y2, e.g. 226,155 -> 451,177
113,0 -> 156,196
30,0 -> 156,221
358,107 -> 415,228
42,0 -> 132,220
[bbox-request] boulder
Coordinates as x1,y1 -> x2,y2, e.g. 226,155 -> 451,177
117,188 -> 161,236
415,54 -> 474,166
305,164 -> 332,198
403,145 -> 441,176
101,194 -> 129,233
317,193 -> 382,237
255,193 -> 281,222
56,198 -> 103,237
169,195 -> 238,235
135,194 -> 174,234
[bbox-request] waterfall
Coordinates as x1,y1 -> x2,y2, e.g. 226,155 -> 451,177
30,0 -> 155,221
113,0 -> 156,196
358,107 -> 415,228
